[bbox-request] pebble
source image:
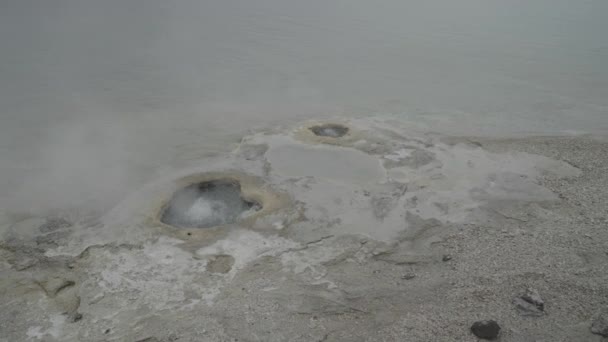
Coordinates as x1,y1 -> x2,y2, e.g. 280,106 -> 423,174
470,320 -> 501,340
513,288 -> 545,317
401,273 -> 416,280
521,288 -> 544,311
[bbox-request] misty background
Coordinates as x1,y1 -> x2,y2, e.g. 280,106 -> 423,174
1,0 -> 607,214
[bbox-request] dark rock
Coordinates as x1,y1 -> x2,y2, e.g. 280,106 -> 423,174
591,310 -> 608,337
442,254 -> 452,262
513,288 -> 545,317
401,273 -> 416,280
471,320 -> 501,340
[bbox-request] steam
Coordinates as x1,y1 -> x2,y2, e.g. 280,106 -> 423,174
3,116 -> 135,216
2,0 -> 606,220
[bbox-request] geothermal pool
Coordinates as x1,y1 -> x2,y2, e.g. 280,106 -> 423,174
1,1 -> 608,341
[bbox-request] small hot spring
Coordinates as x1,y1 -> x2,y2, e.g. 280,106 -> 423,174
161,180 -> 261,228
309,124 -> 349,138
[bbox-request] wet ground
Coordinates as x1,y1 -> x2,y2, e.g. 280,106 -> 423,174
1,118 -> 607,342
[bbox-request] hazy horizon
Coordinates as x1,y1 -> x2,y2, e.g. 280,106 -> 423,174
1,0 -> 607,212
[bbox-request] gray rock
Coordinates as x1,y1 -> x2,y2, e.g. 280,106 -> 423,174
514,288 -> 545,316
513,297 -> 543,317
591,310 -> 608,337
471,320 -> 501,340
401,273 -> 416,280
521,288 -> 544,311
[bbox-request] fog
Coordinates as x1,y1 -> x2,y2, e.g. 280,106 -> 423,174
1,0 -> 607,214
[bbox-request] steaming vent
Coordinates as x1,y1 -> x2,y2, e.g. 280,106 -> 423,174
309,124 -> 349,138
161,180 -> 261,228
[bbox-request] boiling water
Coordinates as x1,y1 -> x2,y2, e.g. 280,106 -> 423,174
161,181 -> 258,228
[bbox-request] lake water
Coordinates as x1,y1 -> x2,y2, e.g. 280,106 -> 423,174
1,0 -> 607,212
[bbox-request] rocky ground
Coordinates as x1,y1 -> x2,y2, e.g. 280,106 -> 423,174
1,118 -> 607,342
